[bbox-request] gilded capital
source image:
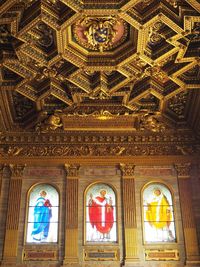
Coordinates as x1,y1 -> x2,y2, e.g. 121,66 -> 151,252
64,164 -> 80,178
9,164 -> 26,178
120,163 -> 135,178
175,163 -> 191,177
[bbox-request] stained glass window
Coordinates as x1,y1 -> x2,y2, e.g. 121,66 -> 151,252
26,184 -> 59,243
143,183 -> 176,243
86,183 -> 117,243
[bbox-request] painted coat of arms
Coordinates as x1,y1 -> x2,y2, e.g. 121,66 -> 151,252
74,16 -> 127,52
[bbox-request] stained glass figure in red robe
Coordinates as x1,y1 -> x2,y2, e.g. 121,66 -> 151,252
88,189 -> 114,240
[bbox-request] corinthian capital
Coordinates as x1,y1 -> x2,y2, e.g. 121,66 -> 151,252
120,163 -> 135,178
64,164 -> 80,178
175,163 -> 191,177
9,164 -> 26,178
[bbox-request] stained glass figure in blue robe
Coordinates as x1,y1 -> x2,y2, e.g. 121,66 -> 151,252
31,190 -> 52,241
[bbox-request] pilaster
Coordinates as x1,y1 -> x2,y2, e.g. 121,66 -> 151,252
0,164 -> 4,199
63,164 -> 80,266
175,163 -> 200,266
2,164 -> 25,265
120,164 -> 140,265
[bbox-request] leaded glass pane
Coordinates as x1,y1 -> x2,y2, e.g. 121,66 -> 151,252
86,183 -> 117,243
26,184 -> 59,243
143,183 -> 176,243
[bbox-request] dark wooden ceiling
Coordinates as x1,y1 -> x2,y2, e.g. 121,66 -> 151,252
0,0 -> 200,138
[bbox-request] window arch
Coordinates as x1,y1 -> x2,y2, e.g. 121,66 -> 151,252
85,183 -> 117,243
143,183 -> 176,243
26,184 -> 59,243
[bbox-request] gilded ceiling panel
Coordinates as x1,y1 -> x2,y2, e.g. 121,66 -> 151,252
0,0 -> 199,138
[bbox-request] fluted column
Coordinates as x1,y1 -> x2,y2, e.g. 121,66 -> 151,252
2,164 -> 25,264
175,163 -> 200,265
120,164 -> 139,263
0,164 -> 4,198
63,164 -> 79,265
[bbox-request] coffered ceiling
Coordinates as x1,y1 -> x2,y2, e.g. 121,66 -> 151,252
0,0 -> 200,138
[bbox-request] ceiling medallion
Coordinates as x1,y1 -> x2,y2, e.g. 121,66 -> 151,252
73,16 -> 128,52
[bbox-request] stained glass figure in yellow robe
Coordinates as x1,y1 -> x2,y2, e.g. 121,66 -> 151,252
144,187 -> 175,242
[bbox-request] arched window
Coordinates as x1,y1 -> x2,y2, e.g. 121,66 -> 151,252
26,184 -> 59,243
143,183 -> 176,243
85,183 -> 117,243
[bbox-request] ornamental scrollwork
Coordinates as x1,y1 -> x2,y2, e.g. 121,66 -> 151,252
0,145 -> 23,156
0,144 -> 195,157
148,21 -> 165,45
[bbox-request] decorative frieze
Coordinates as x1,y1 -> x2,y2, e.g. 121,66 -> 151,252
0,143 -> 199,158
